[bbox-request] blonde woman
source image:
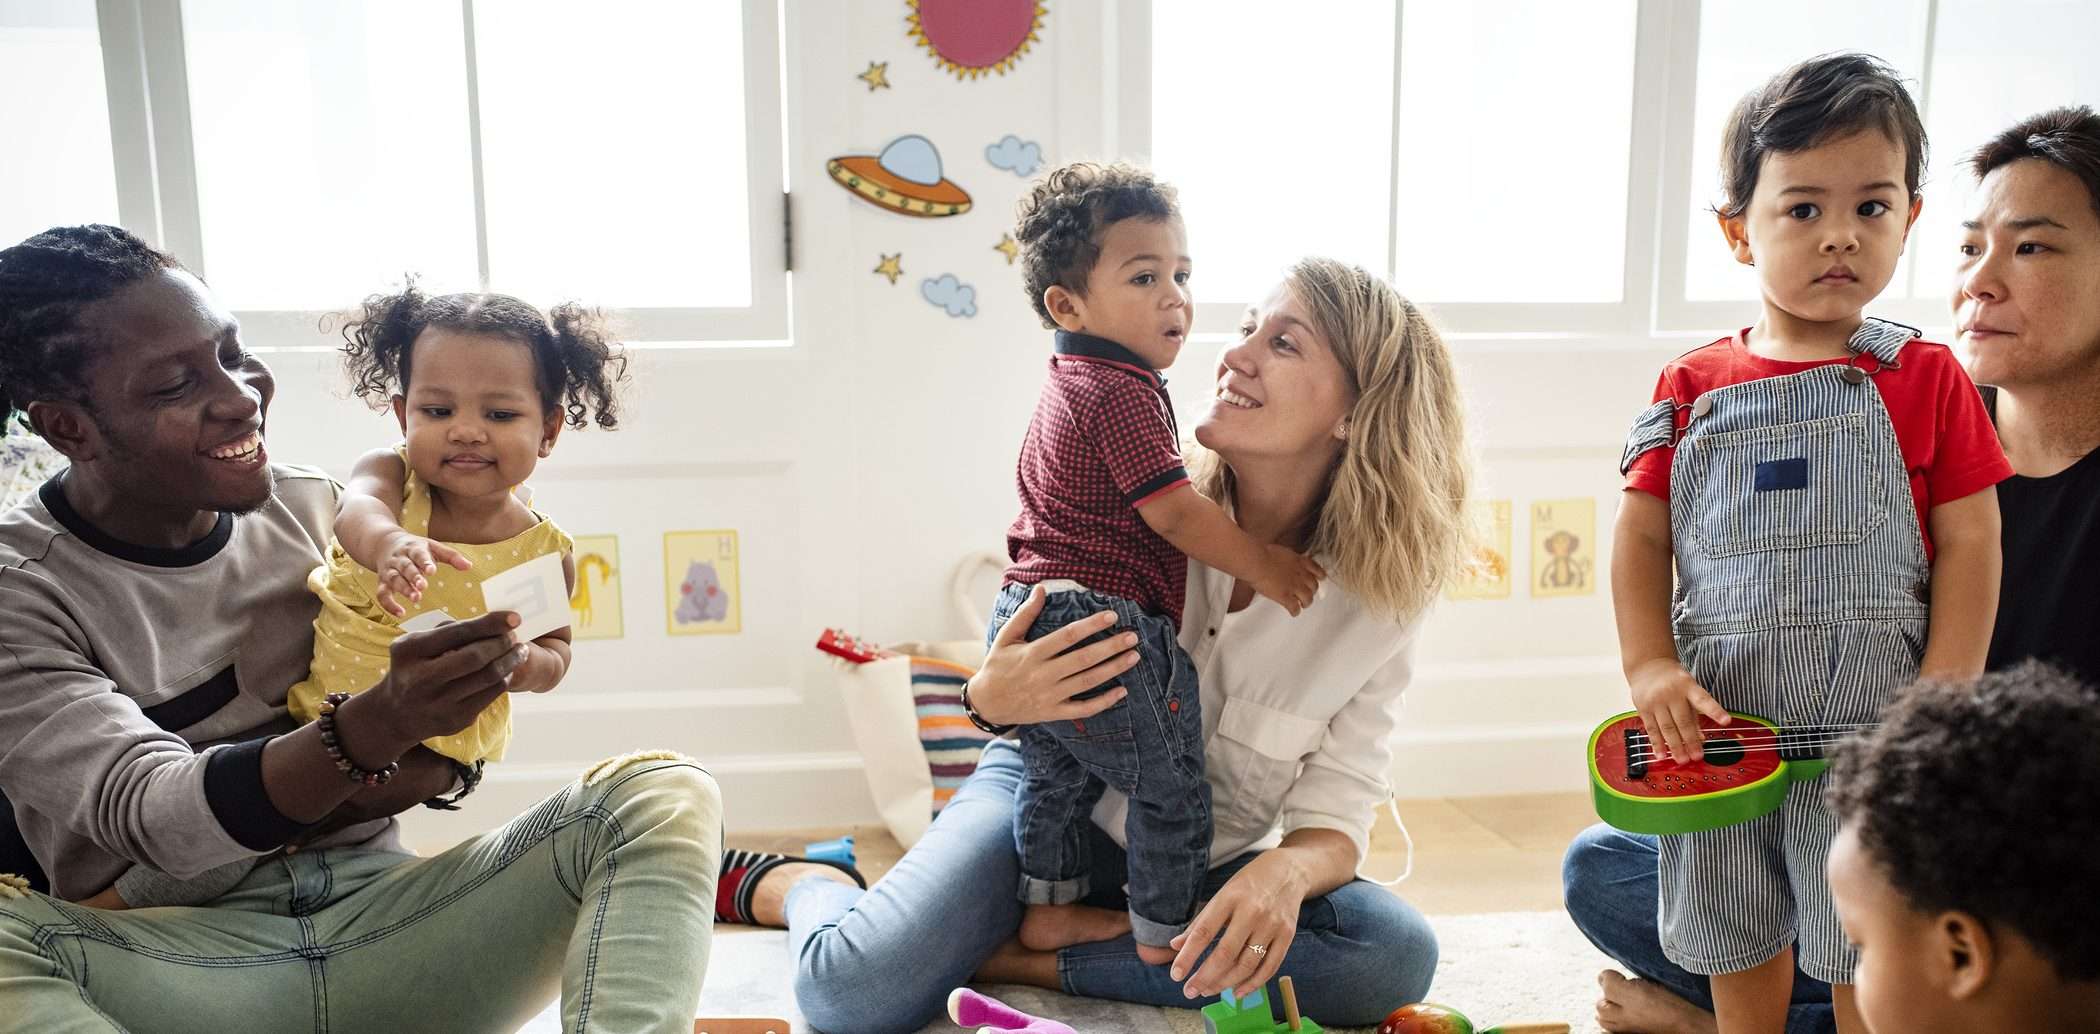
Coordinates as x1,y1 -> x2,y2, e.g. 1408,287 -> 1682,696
753,259 -> 1473,1032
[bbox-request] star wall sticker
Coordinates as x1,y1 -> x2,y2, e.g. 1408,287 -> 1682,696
874,253 -> 904,284
858,61 -> 891,91
993,234 -> 1020,264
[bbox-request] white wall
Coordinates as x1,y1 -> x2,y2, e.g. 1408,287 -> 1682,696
245,2 -> 1702,847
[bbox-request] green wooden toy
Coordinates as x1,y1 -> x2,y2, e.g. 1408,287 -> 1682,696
1200,977 -> 1322,1033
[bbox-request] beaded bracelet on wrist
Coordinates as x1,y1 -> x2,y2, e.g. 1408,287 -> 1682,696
316,692 -> 399,786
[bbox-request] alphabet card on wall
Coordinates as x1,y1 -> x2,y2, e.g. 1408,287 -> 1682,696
1530,498 -> 1597,598
568,535 -> 623,641
1447,499 -> 1514,601
665,530 -> 742,636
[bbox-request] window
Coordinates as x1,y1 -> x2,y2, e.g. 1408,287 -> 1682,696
1145,0 -> 2097,339
182,0 -> 481,311
1146,0 -> 1643,334
472,2 -> 756,310
13,0 -> 785,346
1149,2 -> 1395,310
1903,0 -> 2100,304
0,0 -> 120,247
1392,0 -> 1637,305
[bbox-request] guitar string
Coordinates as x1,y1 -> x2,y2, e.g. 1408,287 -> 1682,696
1621,731 -> 1878,764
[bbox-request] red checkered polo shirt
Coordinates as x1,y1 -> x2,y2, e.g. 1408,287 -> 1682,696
1005,331 -> 1191,626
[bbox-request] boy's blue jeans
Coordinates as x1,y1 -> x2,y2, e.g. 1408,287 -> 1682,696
988,582 -> 1211,947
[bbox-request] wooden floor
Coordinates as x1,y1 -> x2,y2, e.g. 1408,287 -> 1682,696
725,791 -> 1595,917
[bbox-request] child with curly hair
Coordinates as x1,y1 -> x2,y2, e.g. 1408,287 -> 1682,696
1824,661 -> 2100,1033
985,161 -> 1323,965
288,283 -> 627,761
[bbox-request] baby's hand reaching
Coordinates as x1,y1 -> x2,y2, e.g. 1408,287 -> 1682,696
375,533 -> 473,617
1251,544 -> 1325,616
1627,657 -> 1731,763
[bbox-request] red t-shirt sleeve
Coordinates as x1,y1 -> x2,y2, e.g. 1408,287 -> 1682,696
1922,349 -> 2015,508
1624,370 -> 1680,501
1087,374 -> 1189,508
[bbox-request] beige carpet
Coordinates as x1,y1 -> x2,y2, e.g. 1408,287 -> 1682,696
519,910 -> 1612,1033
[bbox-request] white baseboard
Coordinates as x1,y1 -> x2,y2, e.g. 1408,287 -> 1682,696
1388,722 -> 1600,799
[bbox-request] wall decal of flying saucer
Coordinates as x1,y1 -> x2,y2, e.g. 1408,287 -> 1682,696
907,0 -> 1046,81
827,134 -> 973,217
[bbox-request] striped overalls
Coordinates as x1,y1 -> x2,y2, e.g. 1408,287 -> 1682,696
1619,318 -> 1930,982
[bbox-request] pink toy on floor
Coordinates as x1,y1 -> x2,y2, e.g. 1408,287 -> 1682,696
947,988 -> 1079,1034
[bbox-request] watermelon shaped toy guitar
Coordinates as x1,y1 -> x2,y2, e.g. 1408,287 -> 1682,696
1588,711 -> 1876,835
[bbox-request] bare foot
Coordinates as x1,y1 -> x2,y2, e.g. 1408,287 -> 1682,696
1597,970 -> 1718,1034
747,862 -> 856,928
1135,942 -> 1176,966
1017,903 -> 1132,951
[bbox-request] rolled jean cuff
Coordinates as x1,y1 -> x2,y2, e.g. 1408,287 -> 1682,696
1017,872 -> 1089,905
1129,910 -> 1188,948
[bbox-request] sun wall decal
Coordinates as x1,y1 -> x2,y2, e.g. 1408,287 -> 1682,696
906,0 -> 1046,80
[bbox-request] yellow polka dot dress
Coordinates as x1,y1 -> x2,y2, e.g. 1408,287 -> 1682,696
286,453 -> 572,764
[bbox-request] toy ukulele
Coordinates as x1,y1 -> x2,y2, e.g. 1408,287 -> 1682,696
1588,711 -> 1876,834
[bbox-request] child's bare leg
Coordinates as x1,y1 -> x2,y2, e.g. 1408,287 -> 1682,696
1135,941 -> 1176,965
1830,984 -> 1866,1033
1709,946 -> 1794,1034
1018,902 -> 1132,951
974,936 -> 1062,990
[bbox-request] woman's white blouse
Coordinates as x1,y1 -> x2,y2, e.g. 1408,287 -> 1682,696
1093,558 -> 1422,868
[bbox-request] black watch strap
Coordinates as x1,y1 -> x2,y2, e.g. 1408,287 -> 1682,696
959,678 -> 1017,735
423,759 -> 485,811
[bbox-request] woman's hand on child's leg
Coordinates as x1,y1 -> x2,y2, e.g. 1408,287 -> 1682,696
1628,657 -> 1731,763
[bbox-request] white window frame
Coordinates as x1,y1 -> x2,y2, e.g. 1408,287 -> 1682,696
91,0 -> 789,347
1122,0 -> 1674,340
1127,0 -> 1969,341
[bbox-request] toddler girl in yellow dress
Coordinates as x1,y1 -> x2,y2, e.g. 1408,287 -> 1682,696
289,284 -> 629,762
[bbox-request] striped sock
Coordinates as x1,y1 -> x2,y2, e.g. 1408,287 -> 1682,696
715,849 -> 866,925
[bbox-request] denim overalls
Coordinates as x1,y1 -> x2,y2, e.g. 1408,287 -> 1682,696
1618,318 -> 1930,983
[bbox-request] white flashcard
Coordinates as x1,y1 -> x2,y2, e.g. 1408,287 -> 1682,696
480,551 -> 571,642
398,609 -> 458,633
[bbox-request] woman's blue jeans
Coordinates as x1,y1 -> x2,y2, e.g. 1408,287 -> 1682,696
788,740 -> 1437,1034
1561,823 -> 1836,1034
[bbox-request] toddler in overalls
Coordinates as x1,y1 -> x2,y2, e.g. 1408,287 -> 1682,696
1612,55 -> 2011,1032
990,163 -> 1323,964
